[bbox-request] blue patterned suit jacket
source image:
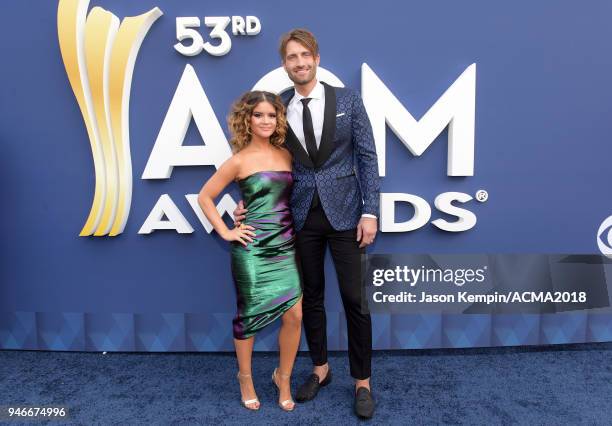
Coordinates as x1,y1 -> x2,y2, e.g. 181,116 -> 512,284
281,82 -> 380,232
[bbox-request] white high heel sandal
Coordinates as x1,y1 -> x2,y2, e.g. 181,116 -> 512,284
272,368 -> 295,411
237,372 -> 260,410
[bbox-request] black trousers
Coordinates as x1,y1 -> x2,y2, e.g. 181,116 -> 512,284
296,204 -> 372,380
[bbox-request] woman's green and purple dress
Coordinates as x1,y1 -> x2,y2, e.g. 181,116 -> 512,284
231,170 -> 302,339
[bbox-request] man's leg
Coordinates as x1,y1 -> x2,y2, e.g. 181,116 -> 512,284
295,205 -> 328,369
328,227 -> 372,383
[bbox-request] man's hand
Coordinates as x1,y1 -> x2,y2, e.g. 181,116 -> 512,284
233,200 -> 248,226
356,217 -> 378,248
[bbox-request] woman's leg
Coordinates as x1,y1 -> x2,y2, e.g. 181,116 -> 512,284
275,298 -> 303,405
234,336 -> 259,409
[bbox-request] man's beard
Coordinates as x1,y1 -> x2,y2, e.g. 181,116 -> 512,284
289,67 -> 315,85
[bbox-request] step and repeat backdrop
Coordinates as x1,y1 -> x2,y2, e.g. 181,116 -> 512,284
1,0 -> 611,351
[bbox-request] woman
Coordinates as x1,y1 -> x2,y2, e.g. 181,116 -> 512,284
197,91 -> 302,412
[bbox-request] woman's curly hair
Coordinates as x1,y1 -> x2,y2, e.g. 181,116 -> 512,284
227,91 -> 287,152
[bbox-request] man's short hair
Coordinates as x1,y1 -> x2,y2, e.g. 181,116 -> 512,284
279,28 -> 319,61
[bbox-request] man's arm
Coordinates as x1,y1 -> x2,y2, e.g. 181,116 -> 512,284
351,90 -> 380,247
351,90 -> 380,218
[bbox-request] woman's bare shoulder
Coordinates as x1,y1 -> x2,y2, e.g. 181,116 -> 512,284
214,152 -> 242,178
277,146 -> 293,163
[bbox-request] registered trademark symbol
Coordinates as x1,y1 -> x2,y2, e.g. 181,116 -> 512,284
475,190 -> 488,203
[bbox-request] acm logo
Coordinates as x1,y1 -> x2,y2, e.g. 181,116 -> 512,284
58,1 -> 479,237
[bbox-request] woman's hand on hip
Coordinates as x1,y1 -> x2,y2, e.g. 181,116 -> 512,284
221,223 -> 256,247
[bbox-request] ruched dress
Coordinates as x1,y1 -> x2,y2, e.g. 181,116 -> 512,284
231,170 -> 302,339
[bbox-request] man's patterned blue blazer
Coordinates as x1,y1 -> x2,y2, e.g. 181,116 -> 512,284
281,82 -> 381,232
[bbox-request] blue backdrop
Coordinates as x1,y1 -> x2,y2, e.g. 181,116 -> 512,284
1,0 -> 611,351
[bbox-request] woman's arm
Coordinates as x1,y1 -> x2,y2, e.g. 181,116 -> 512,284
197,157 -> 255,246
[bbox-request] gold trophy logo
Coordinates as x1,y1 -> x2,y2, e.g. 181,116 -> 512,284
57,0 -> 162,236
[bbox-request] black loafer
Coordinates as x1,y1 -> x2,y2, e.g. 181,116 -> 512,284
295,369 -> 332,402
354,387 -> 375,419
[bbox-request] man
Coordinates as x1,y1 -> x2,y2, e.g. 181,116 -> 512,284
235,28 -> 380,418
